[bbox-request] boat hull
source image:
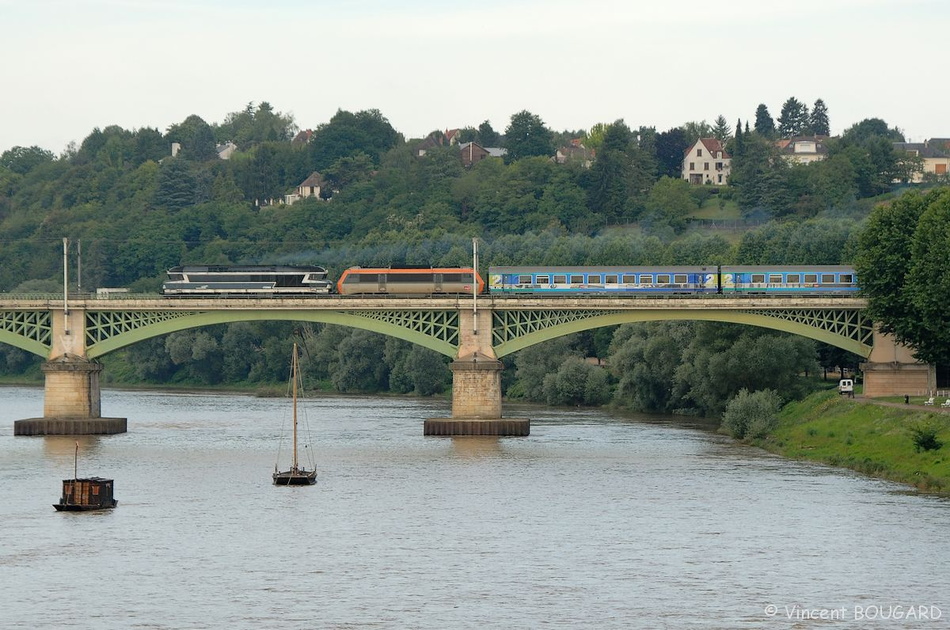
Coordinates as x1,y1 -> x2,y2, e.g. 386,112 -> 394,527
53,500 -> 118,511
273,470 -> 317,486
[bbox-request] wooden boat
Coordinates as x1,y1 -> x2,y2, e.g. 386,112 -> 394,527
54,443 -> 117,511
273,343 -> 317,486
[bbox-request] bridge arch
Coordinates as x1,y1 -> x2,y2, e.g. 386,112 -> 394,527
491,309 -> 873,358
84,309 -> 461,359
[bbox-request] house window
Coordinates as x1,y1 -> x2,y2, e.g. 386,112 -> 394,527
704,163 -> 709,171
696,149 -> 702,157
689,162 -> 695,171
717,174 -> 723,183
715,162 -> 723,170
937,164 -> 948,175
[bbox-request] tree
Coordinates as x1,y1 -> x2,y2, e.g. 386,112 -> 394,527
855,188 -> 950,366
0,145 -> 55,174
777,97 -> 809,137
477,120 -> 501,147
681,120 -> 713,145
712,115 -> 732,143
842,118 -> 905,143
721,388 -> 783,439
166,115 -> 218,161
654,127 -> 690,179
753,104 -> 775,137
308,109 -> 401,171
503,110 -> 555,162
810,99 -> 830,136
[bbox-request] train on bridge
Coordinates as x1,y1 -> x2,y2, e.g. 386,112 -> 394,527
161,264 -> 858,298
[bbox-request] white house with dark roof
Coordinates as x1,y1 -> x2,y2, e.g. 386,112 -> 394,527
894,139 -> 950,182
777,136 -> 829,164
682,138 -> 731,185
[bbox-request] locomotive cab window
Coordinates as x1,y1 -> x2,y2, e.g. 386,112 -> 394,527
751,274 -> 766,283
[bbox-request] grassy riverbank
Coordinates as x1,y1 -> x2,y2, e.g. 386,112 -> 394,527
757,390 -> 950,493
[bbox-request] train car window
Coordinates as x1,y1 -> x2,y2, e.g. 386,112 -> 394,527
588,275 -> 602,284
840,274 -> 854,284
605,274 -> 619,284
622,274 -> 636,284
536,275 -> 550,284
518,275 -> 532,284
167,273 -> 184,281
553,275 -> 567,284
787,274 -> 801,284
640,275 -> 653,285
673,274 -> 687,284
751,274 -> 766,283
656,274 -> 671,284
821,274 -> 835,283
769,274 -> 783,284
570,275 -> 584,284
804,273 -> 818,283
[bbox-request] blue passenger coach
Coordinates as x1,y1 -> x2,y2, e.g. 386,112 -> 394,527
488,266 -> 718,295
720,265 -> 858,294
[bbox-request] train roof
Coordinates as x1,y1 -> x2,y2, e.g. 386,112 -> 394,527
488,266 -> 716,273
169,265 -> 328,273
719,265 -> 855,272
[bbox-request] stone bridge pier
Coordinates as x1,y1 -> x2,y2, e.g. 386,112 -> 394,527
14,308 -> 126,436
424,308 -> 529,437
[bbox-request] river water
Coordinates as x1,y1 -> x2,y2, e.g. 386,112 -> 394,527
1,386 -> 947,629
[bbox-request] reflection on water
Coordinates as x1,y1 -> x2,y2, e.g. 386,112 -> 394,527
1,385 -> 948,629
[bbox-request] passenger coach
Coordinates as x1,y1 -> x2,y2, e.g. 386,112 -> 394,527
488,266 -> 719,295
720,266 -> 858,294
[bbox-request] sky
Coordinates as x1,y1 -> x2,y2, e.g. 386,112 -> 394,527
1,0 -> 948,155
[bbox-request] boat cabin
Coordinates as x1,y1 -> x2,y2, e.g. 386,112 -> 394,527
54,477 -> 117,511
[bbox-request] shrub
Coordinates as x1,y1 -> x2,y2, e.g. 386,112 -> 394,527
910,424 -> 944,453
721,388 -> 783,439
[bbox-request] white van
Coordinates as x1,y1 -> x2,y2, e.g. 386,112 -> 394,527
838,379 -> 854,396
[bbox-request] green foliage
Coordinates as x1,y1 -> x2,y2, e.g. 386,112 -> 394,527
753,104 -> 775,137
1,145 -> 55,174
309,109 -> 401,171
855,187 -> 950,365
910,423 -> 944,453
810,99 -> 830,136
777,97 -> 810,137
542,357 -> 611,406
503,110 -> 555,162
721,388 -> 783,439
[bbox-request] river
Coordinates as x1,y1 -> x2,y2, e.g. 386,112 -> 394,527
1,386 -> 947,629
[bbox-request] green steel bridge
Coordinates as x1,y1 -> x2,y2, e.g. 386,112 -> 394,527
1,293 -> 925,436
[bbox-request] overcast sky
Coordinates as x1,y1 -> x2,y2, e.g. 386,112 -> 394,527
2,0 -> 947,155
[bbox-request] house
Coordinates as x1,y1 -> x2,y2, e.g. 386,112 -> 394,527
292,129 -> 313,145
459,142 -> 490,167
682,138 -> 731,185
284,171 -> 327,205
216,141 -> 238,160
777,136 -> 828,164
415,129 -> 462,157
893,140 -> 950,182
555,139 -> 593,168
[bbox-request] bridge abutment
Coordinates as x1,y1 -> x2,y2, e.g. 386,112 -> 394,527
15,356 -> 126,436
861,330 -> 933,397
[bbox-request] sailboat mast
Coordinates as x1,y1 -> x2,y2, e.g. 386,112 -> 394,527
292,343 -> 299,470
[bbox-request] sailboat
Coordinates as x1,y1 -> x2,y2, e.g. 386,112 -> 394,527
54,442 -> 118,511
273,342 -> 317,485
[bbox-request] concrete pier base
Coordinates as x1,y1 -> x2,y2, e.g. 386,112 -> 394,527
425,354 -> 530,436
861,362 -> 932,398
14,356 -> 127,436
424,417 -> 530,436
14,417 -> 127,436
